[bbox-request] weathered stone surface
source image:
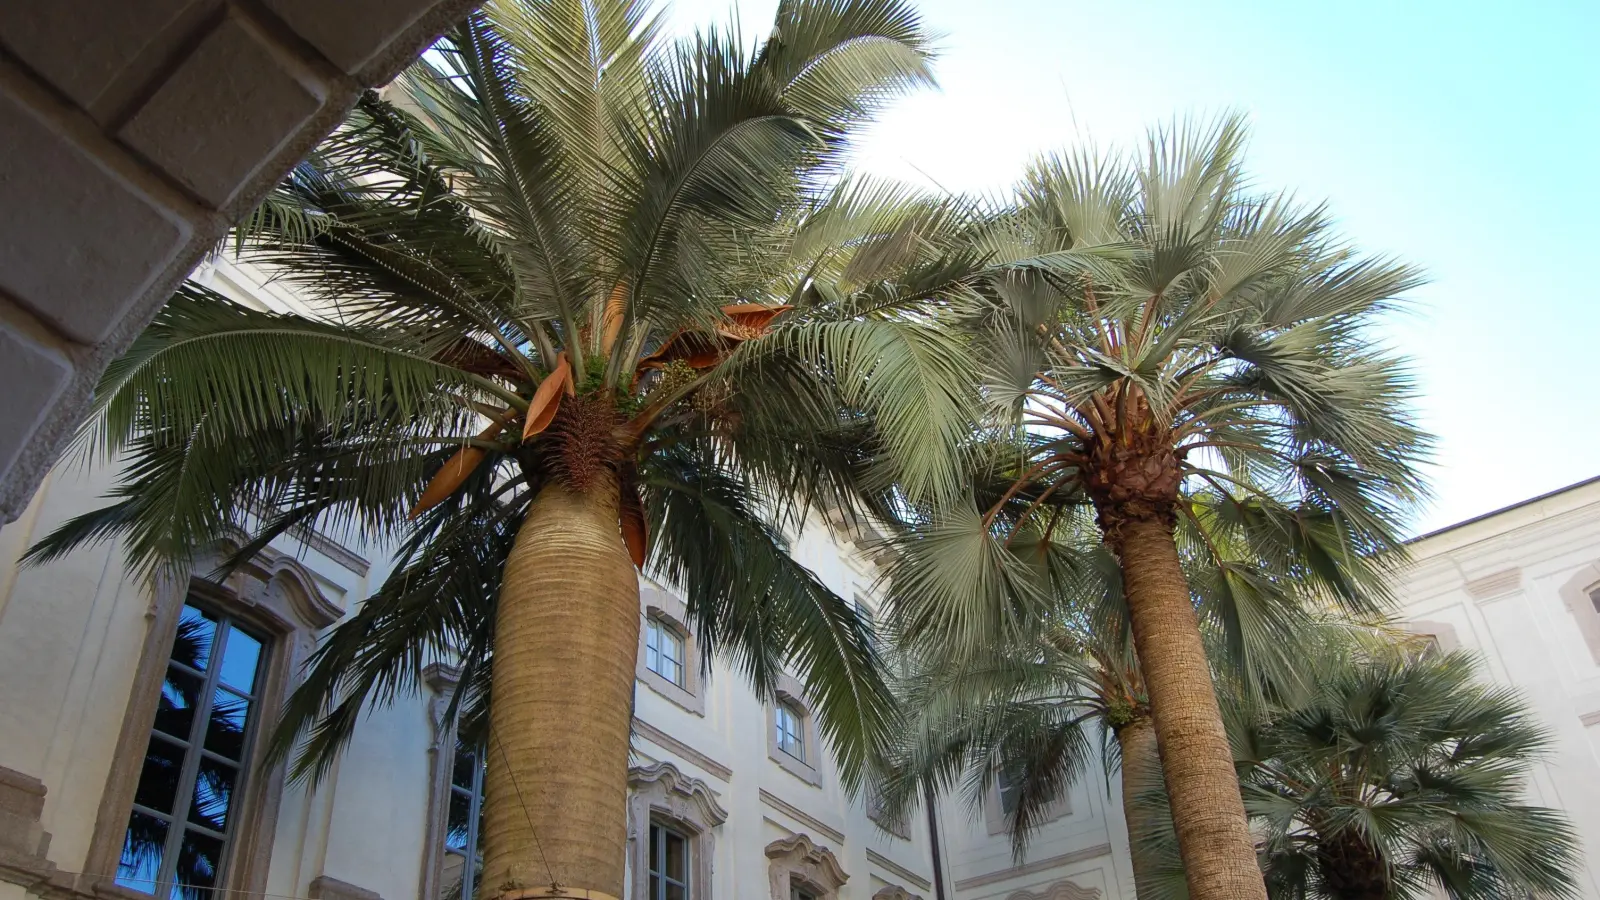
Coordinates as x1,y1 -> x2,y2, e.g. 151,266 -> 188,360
0,0 -> 202,113
265,0 -> 438,74
0,90 -> 186,345
118,14 -> 322,207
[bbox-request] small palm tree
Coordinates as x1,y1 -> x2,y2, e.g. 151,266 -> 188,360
1138,634 -> 1582,900
884,117 -> 1430,900
1245,637 -> 1582,900
24,1 -> 986,896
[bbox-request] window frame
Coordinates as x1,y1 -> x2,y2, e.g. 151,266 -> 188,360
647,820 -> 691,900
86,549 -> 342,900
766,675 -> 822,787
983,764 -> 1070,836
636,587 -> 705,716
775,702 -> 806,762
114,601 -> 270,898
626,762 -> 726,900
646,617 -> 687,689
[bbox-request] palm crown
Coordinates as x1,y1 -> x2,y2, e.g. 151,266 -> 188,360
879,116 -> 1432,900
24,11 -> 1004,887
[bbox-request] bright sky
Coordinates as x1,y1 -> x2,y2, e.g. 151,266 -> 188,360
668,0 -> 1600,535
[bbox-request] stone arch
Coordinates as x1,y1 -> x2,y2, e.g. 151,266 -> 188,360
0,0 -> 484,525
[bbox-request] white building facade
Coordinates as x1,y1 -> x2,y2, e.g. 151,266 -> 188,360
3,260 -> 1598,900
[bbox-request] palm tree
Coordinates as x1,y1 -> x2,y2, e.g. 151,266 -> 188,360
1138,633 -> 1583,900
23,2 -> 986,897
880,476 -> 1322,898
883,117 -> 1430,900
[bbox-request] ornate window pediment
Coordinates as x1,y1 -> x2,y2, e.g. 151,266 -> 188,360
765,834 -> 848,900
627,762 -> 726,900
872,887 -> 923,900
1005,879 -> 1101,900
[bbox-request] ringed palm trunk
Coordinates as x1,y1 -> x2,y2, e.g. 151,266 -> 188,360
483,477 -> 639,900
1116,517 -> 1265,900
1115,714 -> 1162,898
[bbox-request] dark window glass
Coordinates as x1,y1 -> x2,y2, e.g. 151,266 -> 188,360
134,736 -> 186,814
203,689 -> 250,760
440,742 -> 486,900
648,823 -> 689,900
1590,587 -> 1600,615
118,600 -> 266,897
171,607 -> 216,671
154,670 -> 203,739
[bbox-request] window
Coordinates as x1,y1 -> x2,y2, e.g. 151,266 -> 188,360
115,602 -> 267,899
852,596 -> 878,654
441,741 -> 487,900
996,768 -> 1020,817
648,822 -> 690,900
791,885 -> 817,900
775,702 -> 806,763
1590,585 -> 1600,616
646,617 -> 686,688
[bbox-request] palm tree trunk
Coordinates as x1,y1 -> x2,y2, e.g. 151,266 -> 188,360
1116,714 -> 1162,898
1116,517 -> 1265,900
483,477 -> 639,900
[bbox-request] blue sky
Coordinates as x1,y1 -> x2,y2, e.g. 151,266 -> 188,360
669,0 -> 1600,534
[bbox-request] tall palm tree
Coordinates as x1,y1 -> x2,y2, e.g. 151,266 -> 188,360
23,2 -> 990,897
880,477 -> 1321,898
884,117 -> 1430,900
1137,633 -> 1583,900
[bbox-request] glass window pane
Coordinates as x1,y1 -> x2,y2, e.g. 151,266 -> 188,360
217,628 -> 261,694
172,829 -> 224,900
134,734 -> 187,814
451,746 -> 478,790
172,606 -> 217,671
649,823 -> 661,872
117,811 -> 169,892
203,689 -> 251,761
189,758 -> 238,833
665,883 -> 685,900
648,874 -> 661,900
446,788 -> 472,852
663,830 -> 686,881
155,667 -> 204,739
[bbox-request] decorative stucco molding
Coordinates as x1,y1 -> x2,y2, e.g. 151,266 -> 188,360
309,876 -> 384,900
872,886 -> 924,900
1463,567 -> 1522,601
766,833 -> 849,900
953,844 -> 1112,892
760,789 -> 846,844
628,763 -> 725,900
865,849 -> 931,892
628,761 -> 728,827
1005,879 -> 1101,900
632,717 -> 732,782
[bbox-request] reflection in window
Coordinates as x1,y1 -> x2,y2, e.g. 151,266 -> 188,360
645,618 -> 686,688
441,742 -> 486,900
648,822 -> 689,900
775,701 -> 805,763
116,602 -> 266,900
